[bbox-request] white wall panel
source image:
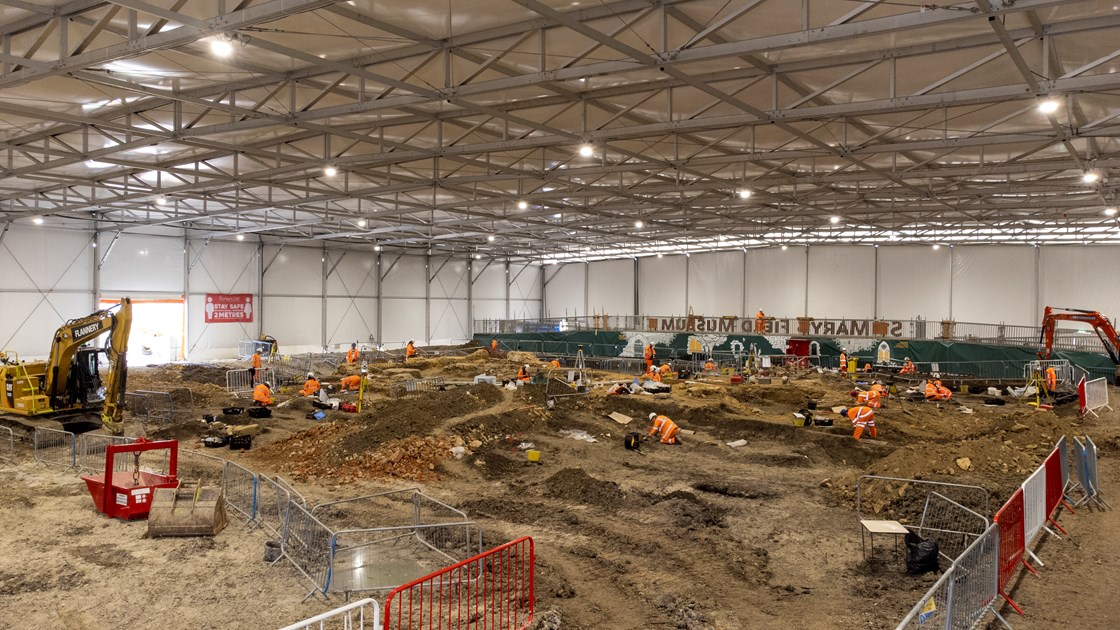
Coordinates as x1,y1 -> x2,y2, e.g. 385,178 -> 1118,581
430,258 -> 469,300
264,246 -> 321,296
0,293 -> 92,358
472,262 -> 507,301
101,234 -> 183,295
0,226 -> 92,292
510,299 -> 540,320
381,255 -> 426,298
545,263 -> 586,317
510,263 -> 540,302
185,241 -> 259,359
473,300 -> 506,322
952,246 -> 1036,325
638,255 -> 687,315
382,298 -> 426,345
807,246 -> 876,319
327,252 -> 378,298
326,297 -> 377,348
1039,246 -> 1120,320
746,247 -> 806,318
261,297 -> 322,353
688,251 -> 743,316
587,259 -> 635,316
877,246 -> 951,320
430,299 -> 469,343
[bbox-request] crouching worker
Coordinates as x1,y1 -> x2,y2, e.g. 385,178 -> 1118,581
253,381 -> 274,407
516,364 -> 532,383
840,405 -> 877,441
607,382 -> 632,395
925,379 -> 952,401
647,412 -> 682,444
340,369 -> 367,391
299,372 -> 321,397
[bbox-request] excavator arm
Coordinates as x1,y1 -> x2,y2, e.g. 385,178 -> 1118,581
1038,306 -> 1120,364
44,298 -> 132,434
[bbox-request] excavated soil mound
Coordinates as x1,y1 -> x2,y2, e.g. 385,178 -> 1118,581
543,468 -> 624,507
651,490 -> 727,530
729,384 -> 828,407
345,384 -> 505,448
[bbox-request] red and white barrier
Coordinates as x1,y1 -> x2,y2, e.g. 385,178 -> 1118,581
1083,377 -> 1112,417
994,487 -> 1036,615
383,536 -> 535,630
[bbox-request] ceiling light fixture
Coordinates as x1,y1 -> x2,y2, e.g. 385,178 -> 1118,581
932,243 -> 941,250
829,215 -> 840,224
656,253 -> 663,259
210,36 -> 234,57
578,144 -> 594,158
236,234 -> 245,241
1105,208 -> 1118,216
781,244 -> 788,251
155,195 -> 167,205
323,164 -> 338,177
373,244 -> 383,252
634,220 -> 644,228
517,200 -> 528,210
738,188 -> 752,200
1038,99 -> 1060,114
357,219 -> 367,227
32,216 -> 43,225
487,235 -> 496,242
1083,171 -> 1100,183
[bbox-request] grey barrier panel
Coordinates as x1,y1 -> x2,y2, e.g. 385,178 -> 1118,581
329,521 -> 483,596
917,492 -> 989,563
0,426 -> 13,462
223,460 -> 258,523
897,563 -> 956,629
76,434 -> 136,473
857,475 -> 990,520
257,475 -> 292,540
1058,435 -> 1070,491
947,524 -> 1009,630
33,427 -> 76,469
276,475 -> 307,507
389,377 -> 446,400
281,500 -> 335,600
125,391 -> 152,421
176,448 -> 226,485
1070,438 -> 1092,507
135,390 -> 173,423
1085,436 -> 1110,510
276,598 -> 380,630
226,367 -> 274,398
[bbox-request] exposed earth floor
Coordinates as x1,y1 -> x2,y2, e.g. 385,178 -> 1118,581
1,348 -> 1117,629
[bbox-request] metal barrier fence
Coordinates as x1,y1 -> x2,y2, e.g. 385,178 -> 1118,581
1022,359 -> 1074,386
281,500 -> 335,600
226,367 -> 274,398
993,487 -> 1032,615
916,492 -> 989,563
176,448 -> 226,485
0,426 -> 13,463
277,475 -> 308,508
223,460 -> 258,524
856,476 -> 990,521
257,475 -> 292,541
238,339 -> 276,360
389,377 -> 446,400
33,427 -> 76,469
1085,436 -> 1109,510
1021,466 -> 1048,561
330,521 -> 484,596
270,353 -> 315,386
278,598 -> 381,630
382,536 -> 535,630
1083,377 -> 1111,416
76,433 -> 136,473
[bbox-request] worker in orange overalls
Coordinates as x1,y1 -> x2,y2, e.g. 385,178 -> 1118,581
644,343 -> 655,372
645,364 -> 662,383
863,363 -> 873,373
347,343 -> 359,365
340,369 -> 366,391
870,380 -> 887,402
253,381 -> 273,407
900,357 -> 916,374
755,310 -> 766,333
856,387 -> 881,409
549,358 -> 561,368
647,412 -> 681,444
491,338 -> 499,353
704,358 -> 716,372
299,372 -> 320,397
839,349 -> 848,373
1044,366 -> 1057,391
841,406 -> 877,440
926,379 -> 951,401
252,348 -> 263,382
516,364 -> 531,382
659,362 -> 674,379
405,340 -> 418,358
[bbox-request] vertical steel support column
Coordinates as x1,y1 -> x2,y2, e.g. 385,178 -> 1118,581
584,261 -> 590,317
804,246 -> 810,317
633,257 -> 640,317
684,255 -> 690,313
424,254 -> 431,345
257,239 -> 265,340
741,249 -> 748,317
873,245 -> 880,319
375,252 -> 383,345
467,258 -> 474,338
506,259 -> 512,319
321,244 -> 328,351
91,229 -> 101,311
948,245 -> 955,320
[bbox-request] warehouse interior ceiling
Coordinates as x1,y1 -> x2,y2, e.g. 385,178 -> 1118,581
1,0 -> 1120,263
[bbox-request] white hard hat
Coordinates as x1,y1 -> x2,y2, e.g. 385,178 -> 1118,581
905,356 -> 910,360
649,412 -> 657,421
360,368 -> 368,374
307,372 -> 314,378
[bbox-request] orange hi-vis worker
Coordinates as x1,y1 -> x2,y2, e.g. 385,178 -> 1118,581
406,340 -> 417,358
347,343 -> 359,365
648,413 -> 681,444
936,381 -> 952,401
299,373 -> 320,397
843,406 -> 877,440
1044,366 -> 1057,391
647,364 -> 662,383
755,310 -> 766,333
516,364 -> 531,382
704,359 -> 716,372
549,359 -> 561,368
659,363 -> 672,378
340,374 -> 363,391
491,339 -> 498,352
253,382 -> 273,407
644,343 -> 655,371
900,357 -> 916,374
926,379 -> 951,401
856,388 -> 881,409
839,350 -> 847,371
870,381 -> 887,400
252,349 -> 263,382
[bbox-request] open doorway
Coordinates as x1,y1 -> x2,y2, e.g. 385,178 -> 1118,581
100,298 -> 185,365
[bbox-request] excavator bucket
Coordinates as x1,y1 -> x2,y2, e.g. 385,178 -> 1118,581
147,481 -> 228,537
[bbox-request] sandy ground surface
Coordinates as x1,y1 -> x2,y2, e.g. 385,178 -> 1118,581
1,348 -> 1118,629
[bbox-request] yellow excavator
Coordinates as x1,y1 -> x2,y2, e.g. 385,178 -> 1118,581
0,297 -> 132,434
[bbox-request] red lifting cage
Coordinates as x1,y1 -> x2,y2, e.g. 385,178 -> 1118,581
81,438 -> 179,520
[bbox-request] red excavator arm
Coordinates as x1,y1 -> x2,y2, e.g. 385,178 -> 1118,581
1038,306 -> 1120,364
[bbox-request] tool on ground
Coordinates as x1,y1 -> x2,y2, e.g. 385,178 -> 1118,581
82,437 -> 179,520
147,480 -> 228,537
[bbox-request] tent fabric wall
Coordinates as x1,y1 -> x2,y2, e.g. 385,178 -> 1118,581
587,259 -> 635,316
952,246 -> 1036,325
262,246 -> 322,354
429,258 -> 470,345
807,246 -> 875,319
544,263 -> 586,317
688,252 -> 743,316
877,246 -> 951,320
746,248 -> 806,317
100,233 -> 183,296
1039,246 -> 1120,320
186,240 -> 260,360
638,255 -> 687,315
